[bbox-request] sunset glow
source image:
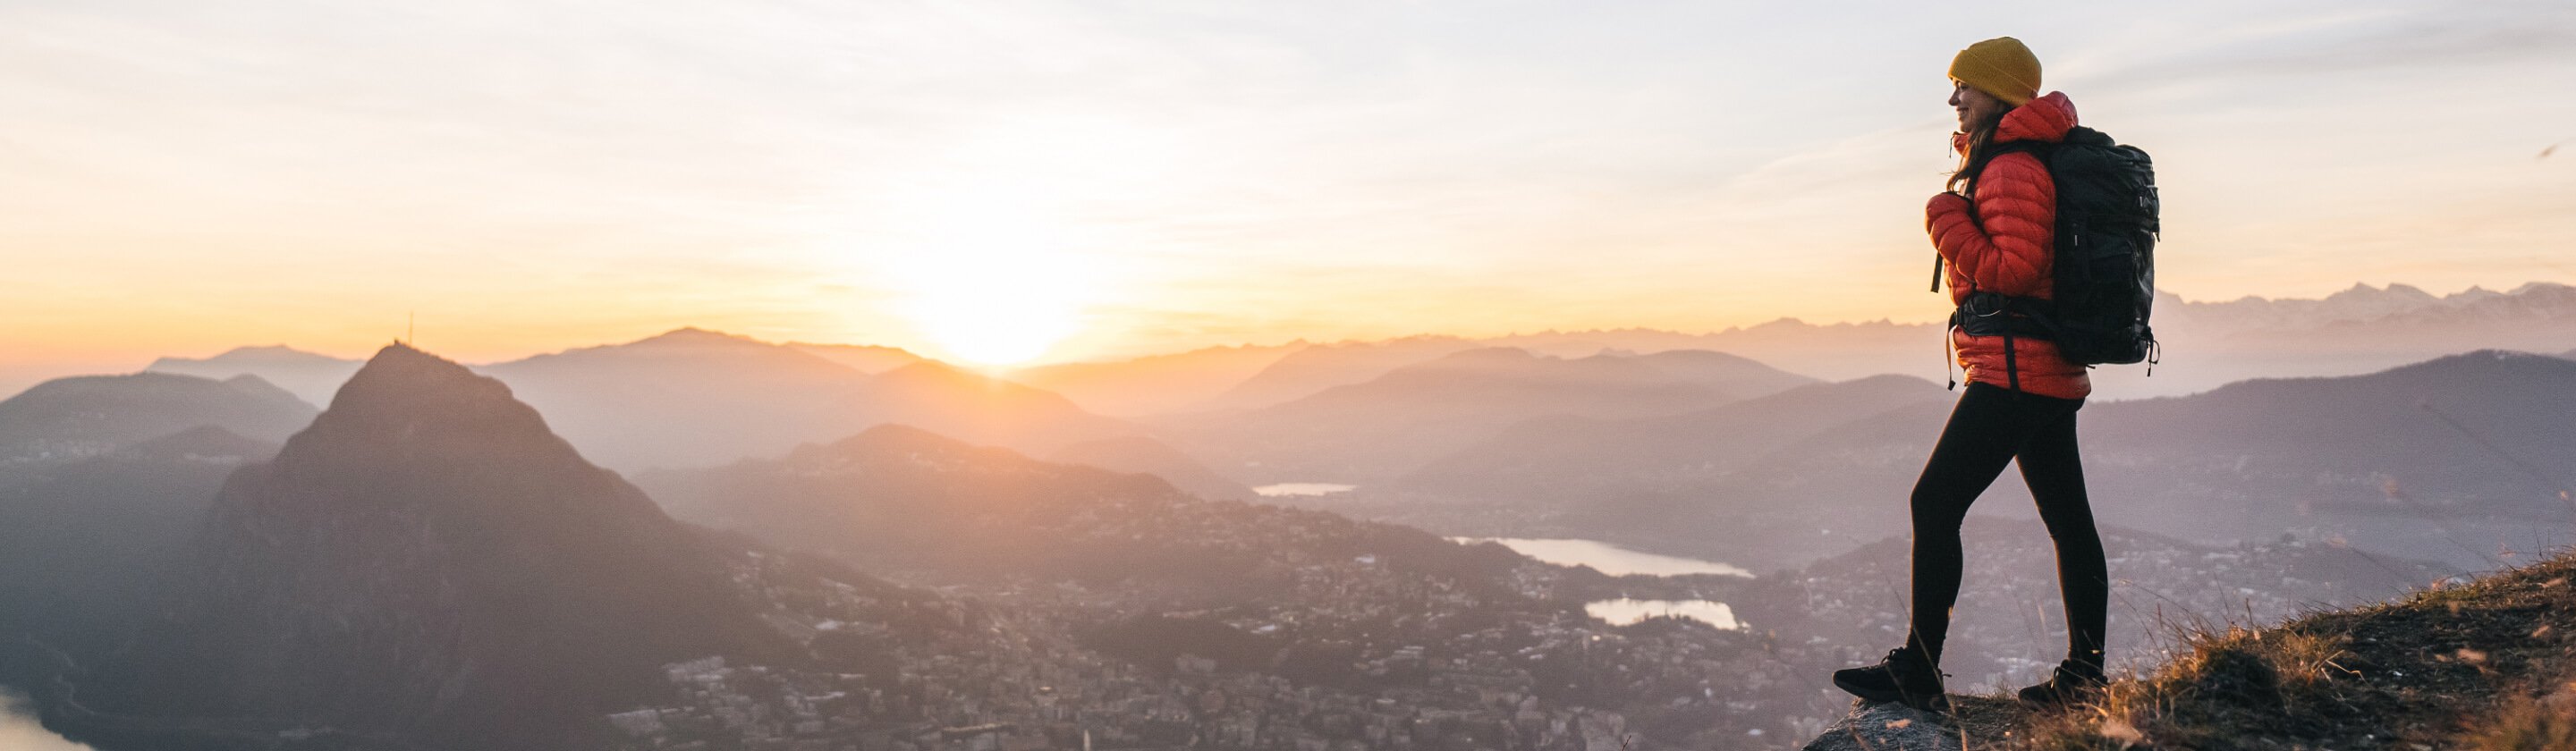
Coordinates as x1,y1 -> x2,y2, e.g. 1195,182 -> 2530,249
4,0 -> 2572,392
880,211 -> 1102,367
5,4 -> 2576,746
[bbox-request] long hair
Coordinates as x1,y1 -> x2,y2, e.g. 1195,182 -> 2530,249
1945,105 -> 2014,197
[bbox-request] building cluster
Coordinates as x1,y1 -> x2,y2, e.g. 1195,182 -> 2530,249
610,495 -> 2438,751
608,529 -> 1801,750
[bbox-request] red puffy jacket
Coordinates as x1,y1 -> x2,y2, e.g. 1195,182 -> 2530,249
1926,91 -> 2089,400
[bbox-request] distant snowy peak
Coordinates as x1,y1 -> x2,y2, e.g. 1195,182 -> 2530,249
2173,282 -> 2576,333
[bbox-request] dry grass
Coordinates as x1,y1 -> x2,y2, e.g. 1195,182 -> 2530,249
2457,682 -> 2576,751
1950,552 -> 2576,750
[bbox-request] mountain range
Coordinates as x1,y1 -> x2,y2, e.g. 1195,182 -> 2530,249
94,282 -> 2576,484
156,329 -> 1147,473
1405,350 -> 2576,572
3,322 -> 2560,748
2086,281 -> 2576,398
105,282 -> 2576,426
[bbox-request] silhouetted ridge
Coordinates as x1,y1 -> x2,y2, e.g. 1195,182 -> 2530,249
810,421 -> 990,455
1048,434 -> 1257,501
88,343 -> 787,751
1401,374 -> 1946,511
645,423 -> 1523,593
114,425 -> 278,462
2185,348 -> 2576,398
789,422 -> 1181,497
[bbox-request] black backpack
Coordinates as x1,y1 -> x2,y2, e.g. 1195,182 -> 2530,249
1947,125 -> 2161,372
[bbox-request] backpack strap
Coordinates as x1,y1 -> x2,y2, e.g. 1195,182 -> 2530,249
1951,291 -> 2063,392
2004,328 -> 2020,392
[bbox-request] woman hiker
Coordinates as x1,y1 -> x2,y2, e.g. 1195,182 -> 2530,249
1830,36 -> 2110,713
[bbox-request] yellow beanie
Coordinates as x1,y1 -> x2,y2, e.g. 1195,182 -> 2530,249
1948,37 -> 2041,106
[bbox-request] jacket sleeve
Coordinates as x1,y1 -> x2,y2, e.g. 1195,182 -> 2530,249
1926,152 -> 2055,297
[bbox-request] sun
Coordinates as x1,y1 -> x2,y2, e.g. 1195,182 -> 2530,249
901,274 -> 1083,367
881,211 -> 1101,367
835,119 -> 1170,367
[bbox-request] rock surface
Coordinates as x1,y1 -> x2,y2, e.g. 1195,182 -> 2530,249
1800,700 -> 1960,751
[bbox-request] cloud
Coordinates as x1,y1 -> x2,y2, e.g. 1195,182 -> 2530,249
0,691 -> 92,751
2069,0 -> 2576,92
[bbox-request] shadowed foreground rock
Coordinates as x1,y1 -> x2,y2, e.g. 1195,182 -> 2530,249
1801,701 -> 1959,751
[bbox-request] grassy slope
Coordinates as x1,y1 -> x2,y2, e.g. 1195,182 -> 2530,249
1937,550 -> 2576,749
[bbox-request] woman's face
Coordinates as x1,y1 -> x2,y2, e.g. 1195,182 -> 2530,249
1948,81 -> 2006,131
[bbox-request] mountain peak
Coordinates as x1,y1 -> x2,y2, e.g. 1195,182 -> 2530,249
97,343 -> 786,749
323,342 -> 544,432
278,343 -> 638,489
635,326 -> 760,346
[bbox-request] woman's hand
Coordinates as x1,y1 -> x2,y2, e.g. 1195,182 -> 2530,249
1926,191 -> 1971,232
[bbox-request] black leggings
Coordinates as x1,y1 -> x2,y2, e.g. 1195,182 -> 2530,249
1904,383 -> 2106,669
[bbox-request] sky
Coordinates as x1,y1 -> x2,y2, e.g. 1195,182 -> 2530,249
4,0 -> 2572,389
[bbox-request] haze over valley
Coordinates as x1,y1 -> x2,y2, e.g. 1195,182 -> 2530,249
4,279 -> 2570,749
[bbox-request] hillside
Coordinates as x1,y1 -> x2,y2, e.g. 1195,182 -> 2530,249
0,373 -> 314,464
0,427 -> 278,662
474,327 -> 883,471
639,423 -> 1524,588
784,341 -> 925,373
1165,347 -> 1816,483
1008,342 -> 1309,417
1402,374 -> 1942,499
1811,548 -> 2576,749
1046,434 -> 1258,501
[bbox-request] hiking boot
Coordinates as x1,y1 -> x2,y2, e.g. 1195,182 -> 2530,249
1833,647 -> 1950,713
2016,659 -> 2107,707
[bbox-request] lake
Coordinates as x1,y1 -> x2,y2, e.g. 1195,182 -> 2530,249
1452,537 -> 1754,578
1253,483 -> 1358,497
1585,599 -> 1745,629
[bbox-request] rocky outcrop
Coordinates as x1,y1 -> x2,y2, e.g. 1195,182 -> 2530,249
1800,701 -> 1959,751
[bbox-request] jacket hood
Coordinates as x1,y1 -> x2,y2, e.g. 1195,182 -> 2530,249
1953,91 -> 2078,153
